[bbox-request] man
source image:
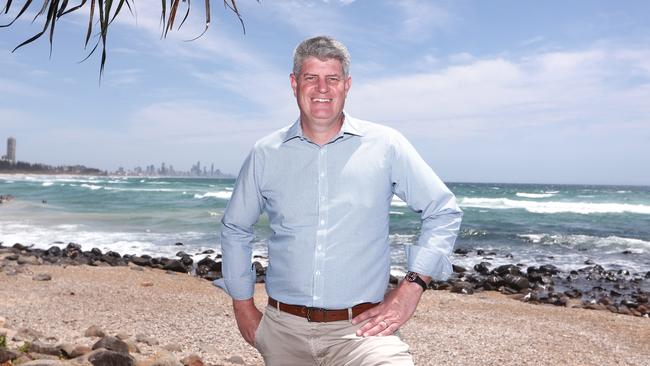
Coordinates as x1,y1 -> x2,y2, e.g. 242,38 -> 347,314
217,36 -> 462,365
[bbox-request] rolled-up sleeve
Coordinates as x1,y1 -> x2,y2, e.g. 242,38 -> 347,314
390,132 -> 463,281
216,148 -> 265,300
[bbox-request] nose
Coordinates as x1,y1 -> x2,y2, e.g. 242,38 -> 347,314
318,78 -> 328,93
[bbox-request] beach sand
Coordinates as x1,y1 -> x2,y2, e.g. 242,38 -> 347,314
1,264 -> 649,366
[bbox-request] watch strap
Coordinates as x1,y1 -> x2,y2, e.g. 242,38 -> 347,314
405,271 -> 428,291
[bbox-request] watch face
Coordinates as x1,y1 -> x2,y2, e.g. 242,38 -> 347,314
406,272 -> 417,282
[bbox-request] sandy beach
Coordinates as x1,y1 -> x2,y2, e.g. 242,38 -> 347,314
1,262 -> 648,366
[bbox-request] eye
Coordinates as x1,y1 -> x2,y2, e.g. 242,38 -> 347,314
304,75 -> 317,82
327,77 -> 340,83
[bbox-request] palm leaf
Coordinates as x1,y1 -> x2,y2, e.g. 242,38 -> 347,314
0,0 -> 257,78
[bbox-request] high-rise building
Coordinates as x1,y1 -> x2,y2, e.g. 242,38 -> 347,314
2,137 -> 16,164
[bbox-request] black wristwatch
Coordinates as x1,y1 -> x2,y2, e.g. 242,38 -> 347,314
405,271 -> 428,291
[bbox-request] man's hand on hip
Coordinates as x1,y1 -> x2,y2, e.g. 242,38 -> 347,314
352,275 -> 429,337
233,298 -> 263,346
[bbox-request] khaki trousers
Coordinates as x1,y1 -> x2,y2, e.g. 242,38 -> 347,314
254,305 -> 414,366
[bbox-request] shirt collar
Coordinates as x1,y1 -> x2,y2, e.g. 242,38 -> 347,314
282,111 -> 364,143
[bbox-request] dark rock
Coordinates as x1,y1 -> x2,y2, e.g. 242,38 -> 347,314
66,243 -> 82,252
453,248 -> 471,255
45,246 -> 62,257
584,259 -> 595,265
539,264 -> 559,275
621,250 -> 633,255
476,249 -> 485,256
503,274 -> 530,290
473,262 -> 491,274
200,249 -> 214,255
498,286 -> 519,295
564,288 -> 582,298
609,290 -> 622,297
174,242 -> 184,246
175,251 -> 189,257
88,349 -> 135,366
452,265 -> 467,273
130,256 -> 151,267
0,349 -> 19,363
29,340 -> 61,356
33,273 -> 52,281
645,271 -> 650,279
163,260 -> 188,273
180,255 -> 193,267
13,243 -> 30,250
196,258 -> 221,272
429,281 -> 451,291
450,281 -> 474,295
92,336 -> 129,354
493,264 -> 521,276
91,248 -> 103,257
505,253 -> 513,259
5,254 -> 19,261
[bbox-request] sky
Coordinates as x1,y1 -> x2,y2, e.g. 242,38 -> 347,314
0,0 -> 649,185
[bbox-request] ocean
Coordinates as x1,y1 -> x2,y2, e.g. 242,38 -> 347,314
1,175 -> 649,277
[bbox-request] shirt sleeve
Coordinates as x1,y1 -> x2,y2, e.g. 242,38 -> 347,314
390,131 -> 463,281
215,148 -> 265,300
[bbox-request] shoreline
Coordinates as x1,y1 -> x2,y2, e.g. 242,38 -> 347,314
1,243 -> 648,320
1,262 -> 649,365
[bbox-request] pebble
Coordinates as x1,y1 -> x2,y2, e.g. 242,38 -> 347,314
32,273 -> 52,281
180,355 -> 204,366
225,356 -> 244,365
136,334 -> 159,346
84,325 -> 106,338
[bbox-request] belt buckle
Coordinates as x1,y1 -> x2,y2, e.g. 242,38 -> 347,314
306,307 -> 326,322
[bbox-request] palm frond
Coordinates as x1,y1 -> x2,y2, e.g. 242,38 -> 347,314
0,0 -> 257,79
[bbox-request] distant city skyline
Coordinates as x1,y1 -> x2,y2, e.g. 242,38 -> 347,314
1,1 -> 649,185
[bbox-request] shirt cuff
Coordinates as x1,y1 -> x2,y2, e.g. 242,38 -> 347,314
407,245 -> 453,281
212,268 -> 256,300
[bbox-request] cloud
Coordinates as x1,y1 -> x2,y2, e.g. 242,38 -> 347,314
347,45 -> 650,144
393,0 -> 453,40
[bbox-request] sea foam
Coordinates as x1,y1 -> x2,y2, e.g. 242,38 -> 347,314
516,192 -> 556,198
460,197 -> 650,215
194,191 -> 233,200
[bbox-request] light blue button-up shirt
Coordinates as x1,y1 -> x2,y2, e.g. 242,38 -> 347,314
217,113 -> 462,308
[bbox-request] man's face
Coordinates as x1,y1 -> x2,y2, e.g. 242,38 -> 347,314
290,57 -> 351,128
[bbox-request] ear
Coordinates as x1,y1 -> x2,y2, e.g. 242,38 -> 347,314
290,73 -> 298,97
344,76 -> 352,95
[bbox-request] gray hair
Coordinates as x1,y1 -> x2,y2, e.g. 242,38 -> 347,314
292,36 -> 351,77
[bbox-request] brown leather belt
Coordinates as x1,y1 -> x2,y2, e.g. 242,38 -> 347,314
268,297 -> 378,322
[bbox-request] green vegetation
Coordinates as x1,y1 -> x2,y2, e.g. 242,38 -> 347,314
0,160 -> 104,175
0,333 -> 6,349
18,341 -> 30,353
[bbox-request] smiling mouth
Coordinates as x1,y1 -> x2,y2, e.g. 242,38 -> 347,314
312,98 -> 333,103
